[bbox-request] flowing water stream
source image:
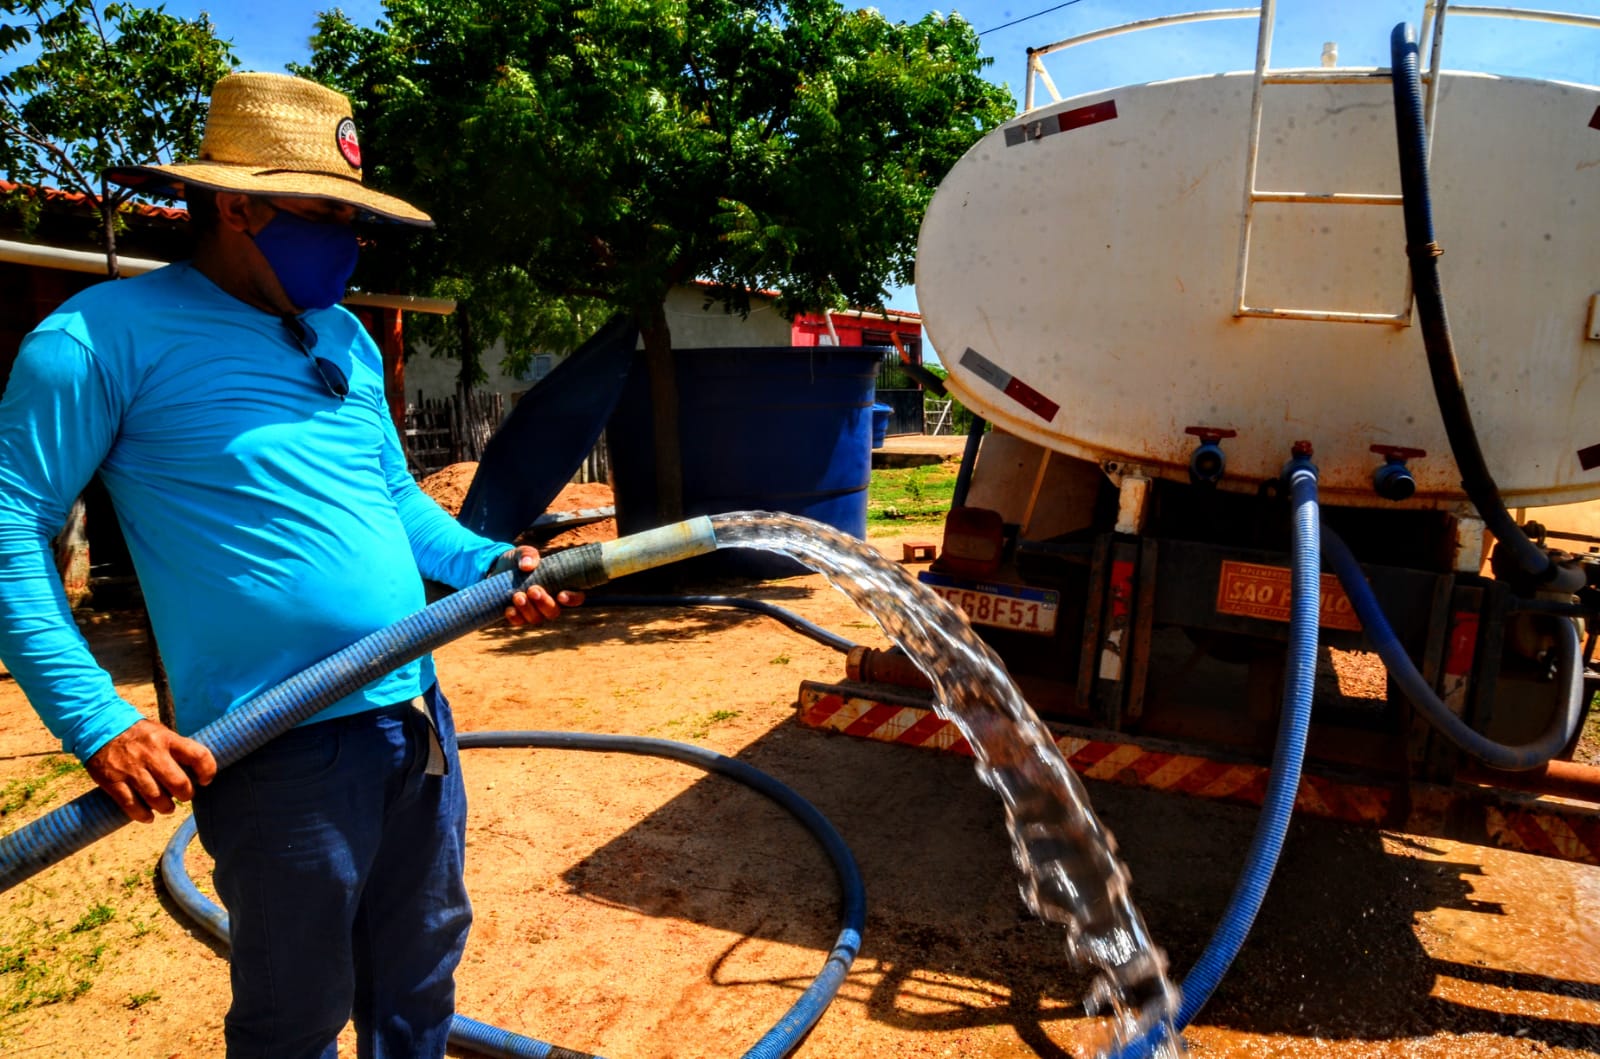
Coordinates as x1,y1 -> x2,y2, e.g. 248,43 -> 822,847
711,512 -> 1186,1057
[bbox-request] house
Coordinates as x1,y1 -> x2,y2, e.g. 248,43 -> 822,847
790,305 -> 923,359
403,281 -> 796,406
792,306 -> 927,436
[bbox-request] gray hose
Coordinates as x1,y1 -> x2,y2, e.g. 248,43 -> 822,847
1323,527 -> 1585,770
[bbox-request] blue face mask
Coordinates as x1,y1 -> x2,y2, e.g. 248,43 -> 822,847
250,208 -> 360,311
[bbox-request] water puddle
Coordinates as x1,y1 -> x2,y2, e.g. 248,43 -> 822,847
712,512 -> 1184,1056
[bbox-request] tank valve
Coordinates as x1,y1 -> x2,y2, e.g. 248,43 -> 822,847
1185,426 -> 1237,486
1370,445 -> 1426,502
1283,440 -> 1318,480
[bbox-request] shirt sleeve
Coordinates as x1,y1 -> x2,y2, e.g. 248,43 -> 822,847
0,330 -> 145,760
378,417 -> 510,589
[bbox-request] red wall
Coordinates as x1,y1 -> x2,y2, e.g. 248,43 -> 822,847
791,313 -> 922,361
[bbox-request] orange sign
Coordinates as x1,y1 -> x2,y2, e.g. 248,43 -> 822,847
1215,560 -> 1362,632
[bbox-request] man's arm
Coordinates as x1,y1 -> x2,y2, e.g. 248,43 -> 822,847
0,331 -> 214,820
377,424 -> 581,624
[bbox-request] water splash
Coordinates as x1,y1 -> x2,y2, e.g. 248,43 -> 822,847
713,512 -> 1185,1057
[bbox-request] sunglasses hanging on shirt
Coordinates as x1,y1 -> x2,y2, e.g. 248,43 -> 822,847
281,314 -> 349,400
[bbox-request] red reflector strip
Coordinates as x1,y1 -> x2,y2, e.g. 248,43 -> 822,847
1060,99 -> 1118,133
1578,441 -> 1600,471
1443,610 -> 1479,678
1591,106 -> 1600,130
961,347 -> 1060,423
1002,377 -> 1061,422
1109,558 -> 1135,619
1005,98 -> 1119,146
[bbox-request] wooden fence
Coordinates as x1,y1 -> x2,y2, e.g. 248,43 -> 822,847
403,388 -> 610,487
402,389 -> 504,477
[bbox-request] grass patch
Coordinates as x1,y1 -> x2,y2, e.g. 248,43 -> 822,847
660,709 -> 743,740
70,904 -> 114,934
868,464 -> 958,525
1,899 -> 118,1015
0,756 -> 84,820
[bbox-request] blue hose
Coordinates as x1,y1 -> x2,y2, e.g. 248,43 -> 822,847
161,731 -> 865,1059
1116,458 -> 1322,1057
1,519 -> 729,893
0,542 -> 614,892
587,594 -> 859,654
1389,23 -> 1581,593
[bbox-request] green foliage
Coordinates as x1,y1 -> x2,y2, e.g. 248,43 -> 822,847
869,462 -> 958,525
300,0 -> 1013,378
0,0 -> 236,272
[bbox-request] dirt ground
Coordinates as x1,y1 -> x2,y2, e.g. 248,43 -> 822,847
1,484 -> 1598,1058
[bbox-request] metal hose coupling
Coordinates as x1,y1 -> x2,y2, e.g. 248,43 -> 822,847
592,516 -> 718,582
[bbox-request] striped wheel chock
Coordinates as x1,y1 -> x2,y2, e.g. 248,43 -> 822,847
797,681 -> 1600,866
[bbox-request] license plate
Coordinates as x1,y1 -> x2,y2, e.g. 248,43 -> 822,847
1215,560 -> 1361,632
917,571 -> 1060,635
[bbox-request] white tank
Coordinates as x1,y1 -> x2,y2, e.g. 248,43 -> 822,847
916,69 -> 1600,508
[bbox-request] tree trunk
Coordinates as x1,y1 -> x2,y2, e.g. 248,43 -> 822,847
99,188 -> 120,279
638,304 -> 683,522
454,310 -> 481,461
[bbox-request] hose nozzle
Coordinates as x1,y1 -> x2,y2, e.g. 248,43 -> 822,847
514,516 -> 720,593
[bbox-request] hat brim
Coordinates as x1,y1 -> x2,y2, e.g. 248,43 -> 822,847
106,162 -> 433,228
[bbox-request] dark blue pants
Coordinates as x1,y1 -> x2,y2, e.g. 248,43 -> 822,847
192,686 -> 471,1058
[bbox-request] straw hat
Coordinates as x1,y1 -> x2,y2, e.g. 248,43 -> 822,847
105,72 -> 432,227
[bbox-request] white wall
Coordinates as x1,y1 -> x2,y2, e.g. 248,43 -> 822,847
658,284 -> 792,349
401,286 -> 792,404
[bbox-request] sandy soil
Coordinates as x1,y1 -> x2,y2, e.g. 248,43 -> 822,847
1,489 -> 1597,1058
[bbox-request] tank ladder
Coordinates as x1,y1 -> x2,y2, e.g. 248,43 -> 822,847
1021,3 -> 1599,325
1230,0 -> 1439,326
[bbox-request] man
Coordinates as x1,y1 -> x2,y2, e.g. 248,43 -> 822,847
0,72 -> 578,1056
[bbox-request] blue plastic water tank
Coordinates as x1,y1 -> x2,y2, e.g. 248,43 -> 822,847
608,346 -> 882,579
871,403 -> 892,448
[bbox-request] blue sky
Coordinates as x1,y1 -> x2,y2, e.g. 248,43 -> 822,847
158,1 -> 1600,352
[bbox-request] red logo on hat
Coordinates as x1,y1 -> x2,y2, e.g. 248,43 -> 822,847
336,117 -> 361,169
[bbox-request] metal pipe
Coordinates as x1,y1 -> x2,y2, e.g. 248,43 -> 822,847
0,237 -> 457,314
1232,0 -> 1279,316
951,418 -> 987,510
846,646 -> 935,692
1022,6 -> 1258,114
1461,759 -> 1600,805
1027,7 -> 1258,59
1444,4 -> 1600,30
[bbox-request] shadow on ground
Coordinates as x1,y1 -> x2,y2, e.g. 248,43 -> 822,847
554,717 -> 1600,1055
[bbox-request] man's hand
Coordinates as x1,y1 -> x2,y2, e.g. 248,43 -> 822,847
494,545 -> 584,627
85,719 -> 217,823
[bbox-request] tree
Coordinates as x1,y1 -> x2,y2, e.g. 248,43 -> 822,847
304,0 -> 1012,515
0,0 -> 236,276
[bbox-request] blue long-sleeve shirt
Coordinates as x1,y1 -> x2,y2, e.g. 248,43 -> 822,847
0,262 -> 508,760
